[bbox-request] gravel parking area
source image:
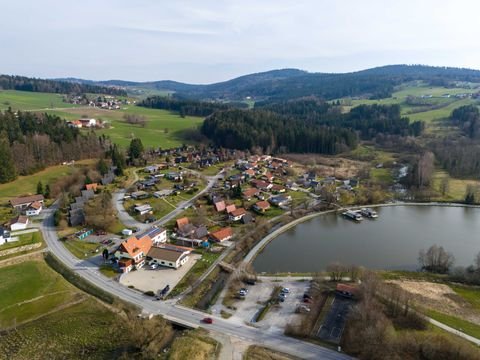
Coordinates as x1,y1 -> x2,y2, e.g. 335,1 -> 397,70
120,254 -> 201,294
230,277 -> 310,333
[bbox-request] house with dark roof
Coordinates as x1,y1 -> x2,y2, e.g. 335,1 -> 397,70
147,246 -> 191,269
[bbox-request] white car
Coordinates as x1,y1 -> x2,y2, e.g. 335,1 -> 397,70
150,263 -> 159,270
281,287 -> 290,293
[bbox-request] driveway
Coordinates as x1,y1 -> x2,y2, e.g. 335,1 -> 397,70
120,254 -> 201,294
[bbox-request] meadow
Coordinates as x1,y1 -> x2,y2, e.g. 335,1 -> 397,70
0,90 -> 78,111
0,260 -> 79,328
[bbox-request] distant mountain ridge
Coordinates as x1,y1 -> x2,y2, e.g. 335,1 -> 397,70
54,65 -> 480,101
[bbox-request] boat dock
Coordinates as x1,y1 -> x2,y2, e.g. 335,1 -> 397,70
341,208 -> 378,221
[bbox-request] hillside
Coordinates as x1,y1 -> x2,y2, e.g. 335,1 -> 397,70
55,65 -> 480,101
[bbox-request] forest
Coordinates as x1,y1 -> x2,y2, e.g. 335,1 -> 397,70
0,109 -> 107,183
202,101 -> 423,154
137,96 -> 247,117
0,74 -> 126,96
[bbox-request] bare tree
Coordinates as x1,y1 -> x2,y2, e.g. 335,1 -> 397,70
418,244 -> 455,273
326,262 -> 347,281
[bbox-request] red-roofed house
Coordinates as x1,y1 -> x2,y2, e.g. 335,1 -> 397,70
250,179 -> 272,191
214,200 -> 226,212
176,217 -> 190,229
209,227 -> 233,242
225,204 -> 237,214
229,208 -> 246,221
261,172 -> 274,182
25,201 -> 43,216
85,183 -> 99,191
115,235 -> 153,272
271,184 -> 286,194
242,188 -> 260,201
244,169 -> 256,178
252,201 -> 270,213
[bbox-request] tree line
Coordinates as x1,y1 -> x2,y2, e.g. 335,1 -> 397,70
0,74 -> 126,95
0,109 -> 107,183
137,96 -> 247,117
202,101 -> 423,154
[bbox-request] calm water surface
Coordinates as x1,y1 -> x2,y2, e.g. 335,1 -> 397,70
253,206 -> 480,273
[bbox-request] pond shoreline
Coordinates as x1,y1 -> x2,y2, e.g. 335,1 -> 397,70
246,202 -> 480,272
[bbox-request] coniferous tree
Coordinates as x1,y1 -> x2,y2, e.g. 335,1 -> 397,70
37,181 -> 44,195
0,134 -> 16,183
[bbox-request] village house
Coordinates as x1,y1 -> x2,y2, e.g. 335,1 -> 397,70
147,246 -> 191,269
0,227 -> 11,245
153,189 -> 174,198
271,184 -> 287,194
229,208 -> 247,221
8,215 -> 29,231
214,199 -> 226,212
134,204 -> 153,216
252,200 -> 270,213
25,201 -> 43,216
225,204 -> 237,214
114,235 -> 153,272
242,188 -> 260,201
131,191 -> 149,200
78,118 -> 97,128
85,183 -> 99,192
243,169 -> 256,178
250,179 -> 273,191
269,195 -> 292,207
176,217 -> 190,229
209,227 -> 233,242
144,165 -> 159,174
261,172 -> 274,182
166,172 -> 183,181
10,194 -> 44,212
136,226 -> 167,245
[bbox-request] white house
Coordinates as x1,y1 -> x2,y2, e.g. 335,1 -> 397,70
147,246 -> 191,269
136,226 -> 167,245
134,204 -> 152,215
9,216 -> 29,231
25,201 -> 43,216
0,228 -> 11,245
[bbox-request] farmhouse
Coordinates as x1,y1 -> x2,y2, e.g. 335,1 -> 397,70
209,227 -> 233,242
10,194 -> 44,211
147,246 -> 191,269
8,216 -> 29,231
229,208 -> 246,221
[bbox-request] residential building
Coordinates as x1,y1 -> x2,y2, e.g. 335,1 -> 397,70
85,183 -> 99,191
114,235 -> 153,272
229,208 -> 246,221
0,227 -> 11,245
225,204 -> 237,214
147,246 -> 191,269
25,201 -> 43,216
153,189 -> 174,198
9,215 -> 29,231
176,217 -> 190,229
214,200 -> 226,212
136,226 -> 167,245
242,188 -> 259,201
253,200 -> 270,213
269,195 -> 292,207
10,194 -> 44,211
209,227 -> 234,242
131,191 -> 149,200
134,204 -> 153,215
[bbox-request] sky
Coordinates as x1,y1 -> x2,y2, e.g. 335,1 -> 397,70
1,0 -> 480,83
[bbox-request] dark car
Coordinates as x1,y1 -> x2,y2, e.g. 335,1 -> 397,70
244,279 -> 256,285
303,293 -> 312,300
202,317 -> 213,324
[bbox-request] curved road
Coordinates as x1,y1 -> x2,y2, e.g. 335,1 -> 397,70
43,202 -> 350,358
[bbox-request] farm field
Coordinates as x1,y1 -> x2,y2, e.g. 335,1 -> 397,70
0,260 -> 79,328
0,90 -> 79,111
47,105 -> 204,148
0,298 -> 131,360
345,84 -> 480,124
0,159 -> 94,205
431,170 -> 480,201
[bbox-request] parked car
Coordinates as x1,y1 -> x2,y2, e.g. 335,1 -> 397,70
240,288 -> 248,293
244,279 -> 256,285
303,293 -> 312,299
202,317 -> 213,324
281,288 -> 290,293
150,263 -> 159,270
303,298 -> 312,303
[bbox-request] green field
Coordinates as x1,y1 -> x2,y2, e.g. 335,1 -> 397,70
0,159 -> 94,204
426,309 -> 480,339
0,90 -> 79,111
0,232 -> 43,252
0,298 -> 131,360
48,105 -> 204,148
431,170 -> 480,201
0,260 -> 78,328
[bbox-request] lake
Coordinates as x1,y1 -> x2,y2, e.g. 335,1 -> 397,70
252,205 -> 480,273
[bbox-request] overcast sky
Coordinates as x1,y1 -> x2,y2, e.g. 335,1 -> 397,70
1,0 -> 479,83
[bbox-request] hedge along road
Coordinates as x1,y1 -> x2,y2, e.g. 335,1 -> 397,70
40,206 -> 351,359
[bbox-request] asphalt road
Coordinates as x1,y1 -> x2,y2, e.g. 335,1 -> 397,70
41,202 -> 352,359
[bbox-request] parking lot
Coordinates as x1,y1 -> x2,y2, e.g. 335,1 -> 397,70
119,254 -> 201,295
230,277 -> 311,333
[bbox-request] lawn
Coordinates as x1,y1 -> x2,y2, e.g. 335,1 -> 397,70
0,90 -> 80,111
0,231 -> 43,252
0,260 -> 78,328
47,105 -> 204,148
0,298 -> 132,360
451,285 -> 480,311
370,168 -> 394,184
168,249 -> 222,297
0,159 -> 94,204
431,170 -> 480,201
425,309 -> 480,339
62,239 -> 103,259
